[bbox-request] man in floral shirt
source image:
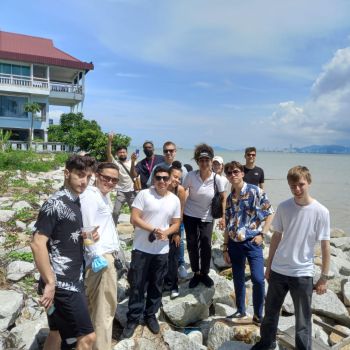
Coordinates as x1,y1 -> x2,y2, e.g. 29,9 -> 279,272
31,155 -> 97,350
222,161 -> 274,326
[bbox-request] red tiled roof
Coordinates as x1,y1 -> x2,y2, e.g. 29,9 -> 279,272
0,31 -> 93,71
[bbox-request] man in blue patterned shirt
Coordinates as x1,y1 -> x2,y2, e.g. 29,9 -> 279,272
222,161 -> 274,326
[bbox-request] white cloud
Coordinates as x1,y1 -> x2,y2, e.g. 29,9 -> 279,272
266,47 -> 350,146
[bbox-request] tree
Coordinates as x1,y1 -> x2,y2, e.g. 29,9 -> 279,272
0,129 -> 12,152
24,102 -> 41,148
48,112 -> 131,160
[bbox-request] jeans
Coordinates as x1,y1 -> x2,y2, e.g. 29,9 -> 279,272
127,250 -> 168,323
112,190 -> 136,225
260,270 -> 313,350
178,223 -> 185,266
183,215 -> 213,275
228,239 -> 265,319
164,236 -> 180,290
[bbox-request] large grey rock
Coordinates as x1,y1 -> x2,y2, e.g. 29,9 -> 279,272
217,341 -> 252,350
187,330 -> 204,346
331,255 -> 350,276
312,289 -> 350,325
117,277 -> 130,302
0,210 -> 15,223
12,201 -> 31,211
212,248 -> 230,270
282,292 -> 295,314
0,290 -> 24,331
163,329 -> 207,349
113,339 -> 135,349
10,313 -> 49,350
331,237 -> 350,251
207,320 -> 235,350
211,273 -> 236,308
331,228 -> 346,238
118,213 -> 131,223
15,220 -> 27,231
214,303 -> 235,317
162,284 -> 215,327
342,281 -> 350,306
6,261 -> 35,281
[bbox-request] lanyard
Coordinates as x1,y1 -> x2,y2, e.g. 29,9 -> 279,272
145,156 -> 155,174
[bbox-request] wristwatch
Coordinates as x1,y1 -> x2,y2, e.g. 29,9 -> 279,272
320,273 -> 332,281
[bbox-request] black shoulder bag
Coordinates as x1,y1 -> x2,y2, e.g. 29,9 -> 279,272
211,173 -> 223,219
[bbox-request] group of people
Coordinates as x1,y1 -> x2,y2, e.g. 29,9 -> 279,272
30,138 -> 331,350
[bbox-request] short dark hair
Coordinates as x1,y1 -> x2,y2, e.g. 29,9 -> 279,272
65,155 -> 97,172
143,141 -> 154,148
184,163 -> 193,172
154,166 -> 170,176
194,143 -> 214,162
96,162 -> 119,173
245,147 -> 256,155
163,141 -> 176,150
224,161 -> 244,174
170,161 -> 183,174
116,146 -> 127,152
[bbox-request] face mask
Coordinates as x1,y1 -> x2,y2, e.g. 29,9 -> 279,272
118,156 -> 127,161
144,149 -> 153,157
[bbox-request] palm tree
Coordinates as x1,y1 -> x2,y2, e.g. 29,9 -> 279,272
24,102 -> 41,149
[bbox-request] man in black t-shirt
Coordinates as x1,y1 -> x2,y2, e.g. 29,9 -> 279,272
31,155 -> 97,350
243,147 -> 264,189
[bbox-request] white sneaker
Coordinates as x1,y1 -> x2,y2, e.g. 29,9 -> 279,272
170,289 -> 179,299
178,265 -> 188,279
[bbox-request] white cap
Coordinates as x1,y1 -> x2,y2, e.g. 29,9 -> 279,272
213,156 -> 224,164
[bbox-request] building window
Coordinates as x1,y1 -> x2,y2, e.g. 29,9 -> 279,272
33,65 -> 47,79
0,63 -> 30,77
0,95 -> 28,118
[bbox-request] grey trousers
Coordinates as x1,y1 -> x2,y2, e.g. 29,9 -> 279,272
260,270 -> 313,350
112,190 -> 136,225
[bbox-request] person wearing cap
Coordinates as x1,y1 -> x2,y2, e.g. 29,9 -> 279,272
130,141 -> 164,190
212,155 -> 231,194
182,144 -> 226,288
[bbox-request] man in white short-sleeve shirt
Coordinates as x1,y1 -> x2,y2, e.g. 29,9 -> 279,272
122,166 -> 181,339
252,166 -> 330,350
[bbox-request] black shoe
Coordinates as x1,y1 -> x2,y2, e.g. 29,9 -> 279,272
252,314 -> 262,327
189,274 -> 201,288
201,274 -> 214,287
145,316 -> 160,334
227,310 -> 248,320
251,340 -> 276,350
121,322 -> 138,339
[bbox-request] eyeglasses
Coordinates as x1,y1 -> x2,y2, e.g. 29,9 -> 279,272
226,169 -> 241,176
163,149 -> 175,154
98,173 -> 119,184
155,175 -> 170,182
246,153 -> 256,157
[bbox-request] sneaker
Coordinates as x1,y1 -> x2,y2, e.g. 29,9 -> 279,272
252,314 -> 262,327
201,274 -> 214,287
250,340 -> 276,349
170,288 -> 179,299
189,274 -> 201,289
121,322 -> 138,339
227,310 -> 248,320
178,265 -> 188,279
145,316 -> 160,334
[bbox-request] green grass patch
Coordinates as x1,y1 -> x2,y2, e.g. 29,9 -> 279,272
18,275 -> 37,296
7,251 -> 34,262
120,203 -> 131,214
14,208 -> 36,222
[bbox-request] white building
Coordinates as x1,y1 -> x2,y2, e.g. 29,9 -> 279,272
0,31 -> 93,141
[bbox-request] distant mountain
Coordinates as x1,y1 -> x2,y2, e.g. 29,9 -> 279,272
294,145 -> 350,154
212,145 -> 233,151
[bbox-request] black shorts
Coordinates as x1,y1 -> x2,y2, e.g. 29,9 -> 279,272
48,288 -> 94,347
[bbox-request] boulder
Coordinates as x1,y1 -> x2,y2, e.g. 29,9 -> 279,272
0,210 -> 15,223
217,341 -> 252,350
12,201 -> 31,211
15,220 -> 27,231
162,284 -> 215,327
117,277 -> 130,302
214,303 -> 235,317
331,228 -> 346,238
312,289 -> 350,326
212,248 -> 230,270
163,329 -> 207,349
6,261 -> 35,281
329,324 -> 350,346
343,281 -> 350,306
0,290 -> 24,331
211,273 -> 236,308
187,330 -> 204,346
207,320 -> 235,350
282,292 -> 294,314
331,237 -> 350,251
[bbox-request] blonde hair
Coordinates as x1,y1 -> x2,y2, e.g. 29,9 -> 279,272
287,166 -> 312,184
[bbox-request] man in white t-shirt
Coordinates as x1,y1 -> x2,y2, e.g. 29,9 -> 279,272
80,162 -> 120,350
122,166 -> 181,339
251,166 -> 330,350
107,132 -> 137,224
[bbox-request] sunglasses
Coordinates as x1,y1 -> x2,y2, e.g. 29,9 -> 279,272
98,173 -> 119,184
226,169 -> 241,176
246,153 -> 256,157
155,175 -> 170,182
163,149 -> 175,154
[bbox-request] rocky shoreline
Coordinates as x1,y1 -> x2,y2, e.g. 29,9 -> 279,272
1,168 -> 350,349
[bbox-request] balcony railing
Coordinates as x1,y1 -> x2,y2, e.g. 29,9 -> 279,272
9,141 -> 76,153
0,74 -> 82,94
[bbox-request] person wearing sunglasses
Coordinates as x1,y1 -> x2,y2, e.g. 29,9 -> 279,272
222,161 -> 274,326
182,144 -> 226,289
122,167 -> 181,339
80,162 -> 121,350
243,146 -> 264,189
146,141 -> 188,187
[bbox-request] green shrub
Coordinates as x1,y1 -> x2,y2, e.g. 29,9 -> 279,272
7,251 -> 34,262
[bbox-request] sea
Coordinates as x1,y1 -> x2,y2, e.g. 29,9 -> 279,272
131,148 -> 350,233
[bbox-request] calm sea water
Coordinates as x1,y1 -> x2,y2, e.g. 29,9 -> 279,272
132,148 -> 350,233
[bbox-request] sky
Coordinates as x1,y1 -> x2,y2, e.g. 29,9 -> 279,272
2,0 -> 350,149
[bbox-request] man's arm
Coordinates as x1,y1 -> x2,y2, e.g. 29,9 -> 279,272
106,132 -> 114,162
265,230 -> 282,281
259,182 -> 264,190
158,218 -> 181,239
314,240 -> 330,295
30,233 -> 55,308
130,207 -> 154,232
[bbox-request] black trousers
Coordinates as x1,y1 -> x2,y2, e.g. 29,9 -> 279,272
127,249 -> 168,323
164,236 -> 179,290
183,214 -> 213,275
260,270 -> 313,350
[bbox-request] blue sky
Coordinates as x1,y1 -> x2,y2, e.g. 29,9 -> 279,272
2,0 -> 350,149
